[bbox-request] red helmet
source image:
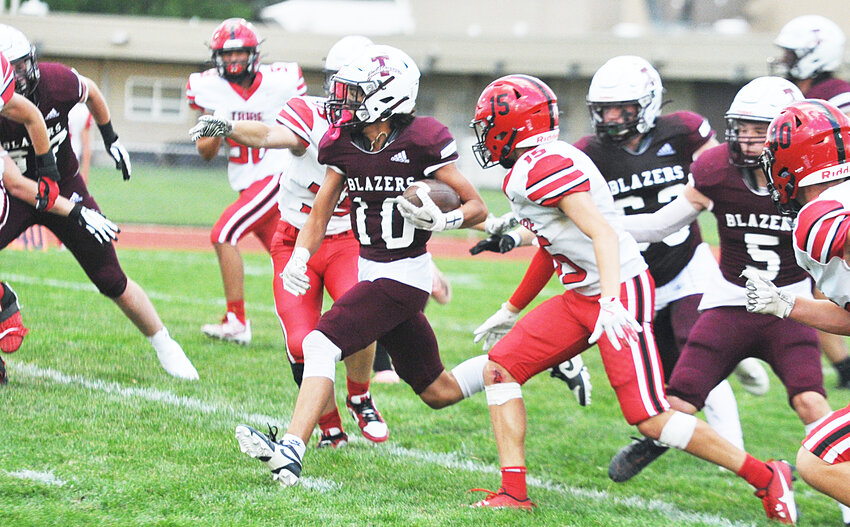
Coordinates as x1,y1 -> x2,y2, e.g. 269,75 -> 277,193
760,99 -> 850,216
209,18 -> 261,82
471,74 -> 559,169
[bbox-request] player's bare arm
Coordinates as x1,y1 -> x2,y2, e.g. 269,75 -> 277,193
228,120 -> 306,156
83,76 -> 111,126
294,167 -> 345,255
433,163 -> 487,227
558,191 -> 620,298
0,92 -> 51,155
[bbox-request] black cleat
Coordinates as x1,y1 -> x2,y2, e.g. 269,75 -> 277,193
608,436 -> 669,482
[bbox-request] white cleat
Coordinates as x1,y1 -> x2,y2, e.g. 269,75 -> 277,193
733,358 -> 770,396
201,312 -> 252,345
235,424 -> 304,487
150,328 -> 199,380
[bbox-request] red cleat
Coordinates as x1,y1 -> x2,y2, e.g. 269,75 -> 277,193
346,393 -> 389,443
0,282 -> 28,354
755,460 -> 797,524
469,488 -> 535,510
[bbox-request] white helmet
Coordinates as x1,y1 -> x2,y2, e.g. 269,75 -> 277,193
771,15 -> 845,80
325,44 -> 419,128
322,35 -> 374,94
0,23 -> 39,96
586,55 -> 663,142
725,76 -> 803,167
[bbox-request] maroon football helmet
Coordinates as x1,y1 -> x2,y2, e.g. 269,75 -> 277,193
209,18 -> 261,83
471,74 -> 559,169
760,99 -> 850,216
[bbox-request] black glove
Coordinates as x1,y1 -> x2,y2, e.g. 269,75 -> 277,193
35,152 -> 61,183
98,121 -> 132,180
34,176 -> 59,211
469,233 -> 519,255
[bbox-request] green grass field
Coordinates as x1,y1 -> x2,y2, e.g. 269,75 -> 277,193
0,165 -> 846,526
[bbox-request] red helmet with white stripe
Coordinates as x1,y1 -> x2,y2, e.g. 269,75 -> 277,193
471,74 -> 559,169
760,99 -> 850,216
209,18 -> 261,83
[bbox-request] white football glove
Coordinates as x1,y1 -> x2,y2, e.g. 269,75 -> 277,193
190,115 -> 234,142
280,247 -> 311,296
106,139 -> 132,180
484,212 -> 519,235
473,303 -> 519,351
741,268 -> 795,318
68,203 -> 119,245
396,184 -> 464,232
588,296 -> 642,351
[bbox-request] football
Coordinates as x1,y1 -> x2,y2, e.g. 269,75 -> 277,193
402,180 -> 462,213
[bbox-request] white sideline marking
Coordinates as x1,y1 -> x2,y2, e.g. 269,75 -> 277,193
7,469 -> 67,487
11,362 -> 755,526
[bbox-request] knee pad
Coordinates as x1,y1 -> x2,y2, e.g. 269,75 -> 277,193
302,331 -> 341,381
484,382 -> 522,406
658,411 -> 697,450
289,361 -> 304,387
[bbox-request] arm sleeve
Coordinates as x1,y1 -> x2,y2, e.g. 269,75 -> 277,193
625,193 -> 703,243
508,247 -> 556,310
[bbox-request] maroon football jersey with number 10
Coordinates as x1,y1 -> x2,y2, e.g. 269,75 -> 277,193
317,116 -> 459,262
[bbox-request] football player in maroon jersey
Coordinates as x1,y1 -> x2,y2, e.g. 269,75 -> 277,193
611,78 -> 843,521
770,14 -> 850,390
0,24 -> 197,380
745,99 -> 850,509
192,35 -> 391,449
231,45 -> 489,488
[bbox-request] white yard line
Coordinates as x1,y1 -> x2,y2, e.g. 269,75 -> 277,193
6,469 -> 67,487
11,361 -> 755,526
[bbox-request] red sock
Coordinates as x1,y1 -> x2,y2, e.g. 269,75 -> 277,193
501,466 -> 528,500
347,378 -> 370,399
736,454 -> 773,489
318,409 -> 343,435
226,300 -> 246,324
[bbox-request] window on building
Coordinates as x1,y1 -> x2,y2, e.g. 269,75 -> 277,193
126,77 -> 186,121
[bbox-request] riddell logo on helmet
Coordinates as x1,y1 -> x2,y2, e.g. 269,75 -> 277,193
818,162 -> 850,181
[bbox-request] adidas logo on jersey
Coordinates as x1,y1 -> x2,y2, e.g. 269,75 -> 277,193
45,108 -> 61,120
656,143 -> 676,156
390,150 -> 410,164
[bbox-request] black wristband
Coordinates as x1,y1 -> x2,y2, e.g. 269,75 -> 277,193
68,202 -> 83,225
35,152 -> 56,169
98,121 -> 118,145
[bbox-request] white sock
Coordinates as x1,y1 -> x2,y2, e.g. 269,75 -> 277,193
703,380 -> 744,449
840,502 -> 850,523
451,354 -> 488,398
147,326 -> 171,348
804,414 -> 828,435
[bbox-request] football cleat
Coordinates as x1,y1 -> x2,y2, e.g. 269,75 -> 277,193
550,356 -> 592,406
316,427 -> 349,449
346,392 -> 389,443
0,357 -> 7,385
201,312 -> 252,345
469,488 -> 535,509
235,424 -> 304,487
608,436 -> 669,482
0,282 -> 28,354
152,329 -> 199,380
733,358 -> 770,396
755,460 -> 797,524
